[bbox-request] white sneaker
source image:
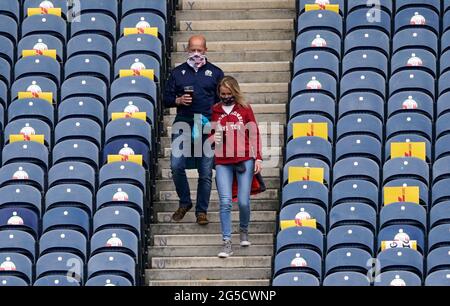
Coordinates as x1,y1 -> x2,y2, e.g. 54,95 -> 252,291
240,229 -> 251,247
218,240 -> 233,258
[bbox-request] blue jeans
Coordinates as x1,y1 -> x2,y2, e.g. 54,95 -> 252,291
171,130 -> 213,216
215,159 -> 254,241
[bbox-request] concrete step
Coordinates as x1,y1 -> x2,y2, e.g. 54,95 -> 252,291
159,167 -> 281,180
156,177 -> 279,192
159,188 -> 278,202
146,267 -> 272,280
178,19 -> 294,31
177,9 -> 296,21
174,61 -> 291,73
164,114 -> 287,127
156,211 -> 277,223
152,233 -> 274,246
180,0 -> 295,10
241,82 -> 289,93
176,40 -> 292,52
156,156 -> 283,170
173,30 -> 295,44
152,200 -> 280,213
148,279 -> 270,286
172,51 -> 292,63
151,256 -> 272,269
224,71 -> 291,83
150,221 -> 276,235
148,245 -> 274,258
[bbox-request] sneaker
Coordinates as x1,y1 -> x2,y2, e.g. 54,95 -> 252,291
240,229 -> 251,247
196,213 -> 209,225
172,206 -> 192,222
218,240 -> 233,258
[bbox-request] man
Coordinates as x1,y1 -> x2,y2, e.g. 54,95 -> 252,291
164,35 -> 224,225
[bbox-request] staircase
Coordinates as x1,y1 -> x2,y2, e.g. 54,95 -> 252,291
146,0 -> 296,286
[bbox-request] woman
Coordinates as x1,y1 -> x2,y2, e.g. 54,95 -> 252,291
211,76 -> 263,258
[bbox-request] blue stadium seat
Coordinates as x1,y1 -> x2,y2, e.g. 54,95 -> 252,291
294,51 -> 339,79
87,252 -> 136,285
286,137 -> 332,165
396,0 -> 440,14
116,34 -> 162,63
425,270 -> 450,286
344,29 -> 390,57
86,275 -> 133,286
14,56 -> 61,85
386,113 -> 432,141
34,275 -> 80,286
296,30 -> 341,58
42,207 -> 90,237
439,72 -> 450,97
67,34 -> 113,63
385,135 -> 431,162
378,225 -> 425,254
36,252 -> 84,283
93,206 -> 141,239
347,0 -> 393,15
323,272 -> 371,286
110,76 -> 157,104
17,34 -> 64,62
272,272 -> 320,286
289,93 -> 335,122
114,55 -> 161,83
0,80 -> 6,108
279,204 -> 326,233
390,70 -> 435,99
120,13 -> 166,45
103,139 -> 151,170
274,249 -> 321,278
440,51 -> 450,77
96,183 -> 144,215
64,55 -> 111,85
384,179 -> 428,207
395,8 -> 439,34
374,271 -> 422,286
52,140 -> 99,169
48,162 -> 96,192
22,15 -> 66,43
2,141 -> 49,171
0,184 -> 41,215
377,248 -> 423,277
332,180 -> 379,210
8,98 -> 54,127
4,118 -> 51,148
0,36 -> 14,65
336,114 -> 383,142
287,115 -> 334,142
342,50 -> 388,79
383,157 -> 429,185
55,118 -> 102,148
335,135 -> 382,164
298,0 -> 345,15
0,1 -> 19,21
333,157 -> 380,187
39,229 -> 87,259
325,248 -> 372,276
433,157 -> 450,184
387,92 -> 434,119
108,97 -> 155,126
0,230 -> 36,261
70,13 -> 116,43
379,203 -> 427,232
291,72 -> 337,99
281,181 -> 328,211
327,226 -> 374,255
0,276 -> 29,286
329,203 -> 377,233
432,179 -> 450,207
340,71 -> 386,99
442,31 -> 450,55
0,253 -> 32,284
428,225 -> 450,252
391,49 -> 436,77
283,158 -> 330,187
346,8 -> 391,35
61,76 -> 108,105
45,184 -> 93,215
105,118 -> 152,149
122,0 -> 167,20
23,0 -> 69,18
0,15 -> 18,44
297,10 -> 343,36
98,162 -> 146,195
0,58 -> 11,86
393,29 -> 438,55
430,202 -> 450,228
58,97 -> 105,128
90,229 -> 139,260
427,247 -> 450,274
77,0 -> 119,21
11,76 -> 57,104
0,162 -> 45,191
276,227 -> 324,256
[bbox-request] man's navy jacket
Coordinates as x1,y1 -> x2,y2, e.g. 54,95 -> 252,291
163,61 -> 224,121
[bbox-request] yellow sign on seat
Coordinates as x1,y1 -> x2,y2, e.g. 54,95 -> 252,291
107,154 -> 143,166
293,122 -> 328,140
124,27 -> 158,37
111,112 -> 146,121
28,7 -> 62,17
391,142 -> 426,161
18,92 -> 53,104
119,69 -> 154,81
305,4 -> 340,14
288,167 -> 324,184
381,240 -> 418,251
22,49 -> 57,59
9,134 -> 45,144
384,186 -> 420,206
280,219 -> 317,230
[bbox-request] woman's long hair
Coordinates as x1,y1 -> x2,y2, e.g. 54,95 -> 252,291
218,76 -> 248,108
